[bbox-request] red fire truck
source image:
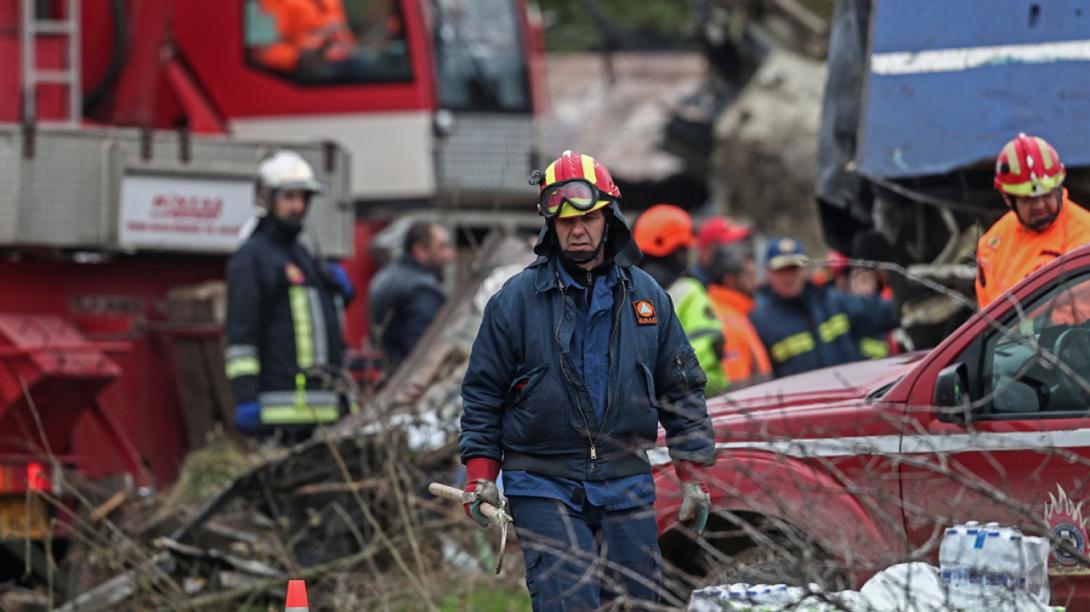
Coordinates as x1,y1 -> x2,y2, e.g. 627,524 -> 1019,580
0,0 -> 544,567
655,244 -> 1090,605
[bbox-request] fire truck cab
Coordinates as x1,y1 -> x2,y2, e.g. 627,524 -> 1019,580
0,0 -> 544,575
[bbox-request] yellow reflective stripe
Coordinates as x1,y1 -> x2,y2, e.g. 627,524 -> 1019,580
226,356 -> 260,379
818,313 -> 850,343
261,404 -> 340,424
580,154 -> 596,182
289,285 -> 314,368
770,331 -> 815,363
860,337 -> 890,359
1003,142 -> 1021,176
1002,175 -> 1064,196
295,373 -> 308,412
544,160 -> 557,186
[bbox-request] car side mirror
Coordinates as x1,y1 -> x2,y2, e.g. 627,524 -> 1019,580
935,362 -> 971,423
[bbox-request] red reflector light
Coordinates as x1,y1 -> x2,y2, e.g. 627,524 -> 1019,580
27,462 -> 50,493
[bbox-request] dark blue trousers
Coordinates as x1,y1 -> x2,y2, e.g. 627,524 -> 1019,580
509,496 -> 662,611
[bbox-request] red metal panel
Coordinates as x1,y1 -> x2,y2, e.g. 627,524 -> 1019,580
0,314 -> 120,476
0,256 -> 226,484
341,217 -> 387,348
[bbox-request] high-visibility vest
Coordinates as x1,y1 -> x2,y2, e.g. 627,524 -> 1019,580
669,277 -> 730,395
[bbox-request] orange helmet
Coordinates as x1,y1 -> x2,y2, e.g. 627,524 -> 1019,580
994,133 -> 1065,197
531,151 -> 621,219
633,204 -> 694,257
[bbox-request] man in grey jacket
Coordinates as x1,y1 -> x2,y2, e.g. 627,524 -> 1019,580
368,221 -> 454,364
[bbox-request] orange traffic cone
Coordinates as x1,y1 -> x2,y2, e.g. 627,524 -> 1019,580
285,579 -> 309,611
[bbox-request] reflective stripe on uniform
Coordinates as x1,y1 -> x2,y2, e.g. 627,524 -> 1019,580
306,287 -> 329,366
770,331 -> 815,363
225,344 -> 257,360
225,344 -> 260,378
258,390 -> 341,424
260,404 -> 340,424
259,390 -> 340,406
226,356 -> 260,378
289,285 -> 315,368
860,337 -> 890,360
818,313 -> 850,343
688,327 -> 724,341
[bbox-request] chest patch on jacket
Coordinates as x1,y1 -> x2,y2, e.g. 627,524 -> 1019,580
633,300 -> 657,325
284,262 -> 305,285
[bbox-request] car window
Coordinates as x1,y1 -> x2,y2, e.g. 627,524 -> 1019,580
244,0 -> 413,85
978,272 -> 1090,418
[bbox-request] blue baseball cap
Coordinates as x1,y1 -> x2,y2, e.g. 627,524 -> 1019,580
765,236 -> 809,270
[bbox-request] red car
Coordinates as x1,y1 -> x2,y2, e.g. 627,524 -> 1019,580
654,244 -> 1090,606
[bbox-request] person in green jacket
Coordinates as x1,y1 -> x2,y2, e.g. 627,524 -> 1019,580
633,204 -> 729,396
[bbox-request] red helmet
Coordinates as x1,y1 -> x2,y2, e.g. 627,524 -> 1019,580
827,250 -> 850,277
697,216 -> 753,251
535,151 -> 620,219
634,204 -> 694,257
994,133 -> 1065,197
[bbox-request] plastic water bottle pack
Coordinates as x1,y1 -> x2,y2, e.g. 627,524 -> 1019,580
939,521 -> 1051,606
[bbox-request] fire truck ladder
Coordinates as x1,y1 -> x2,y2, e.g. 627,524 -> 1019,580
20,0 -> 81,125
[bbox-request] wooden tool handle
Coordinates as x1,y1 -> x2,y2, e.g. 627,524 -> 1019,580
429,482 -> 502,519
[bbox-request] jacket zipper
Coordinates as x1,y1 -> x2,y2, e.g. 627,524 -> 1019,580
590,279 -> 626,460
554,274 -> 597,459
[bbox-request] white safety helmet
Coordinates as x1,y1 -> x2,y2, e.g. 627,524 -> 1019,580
257,150 -> 324,194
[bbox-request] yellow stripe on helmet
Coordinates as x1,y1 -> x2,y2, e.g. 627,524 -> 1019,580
580,154 -> 597,183
1003,142 -> 1021,176
1000,175 -> 1064,197
544,160 -> 557,187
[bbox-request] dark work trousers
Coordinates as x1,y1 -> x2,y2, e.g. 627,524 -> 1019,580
508,495 -> 662,611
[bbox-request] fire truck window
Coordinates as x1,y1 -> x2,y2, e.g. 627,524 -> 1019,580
244,0 -> 412,85
980,273 -> 1090,417
431,0 -> 531,112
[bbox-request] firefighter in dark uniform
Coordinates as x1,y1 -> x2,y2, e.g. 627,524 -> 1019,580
225,150 -> 352,440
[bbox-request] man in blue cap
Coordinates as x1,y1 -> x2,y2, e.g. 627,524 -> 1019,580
748,237 -> 900,378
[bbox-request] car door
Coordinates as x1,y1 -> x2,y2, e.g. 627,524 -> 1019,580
899,269 -> 1090,600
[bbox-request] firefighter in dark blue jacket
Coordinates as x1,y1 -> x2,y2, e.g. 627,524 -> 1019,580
224,151 -> 352,441
458,151 -> 715,611
749,237 -> 900,378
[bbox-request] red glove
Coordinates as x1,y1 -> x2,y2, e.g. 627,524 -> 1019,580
463,458 -> 501,522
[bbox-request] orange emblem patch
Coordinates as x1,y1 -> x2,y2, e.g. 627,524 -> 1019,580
633,300 -> 657,325
285,262 -> 305,285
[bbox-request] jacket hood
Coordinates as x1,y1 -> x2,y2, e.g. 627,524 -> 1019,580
530,202 -> 642,269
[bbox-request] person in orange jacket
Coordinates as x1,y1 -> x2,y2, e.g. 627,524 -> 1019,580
256,0 -> 357,78
705,244 -> 772,388
977,133 -> 1090,309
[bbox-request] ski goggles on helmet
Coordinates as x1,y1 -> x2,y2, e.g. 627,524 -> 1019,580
532,175 -> 618,219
